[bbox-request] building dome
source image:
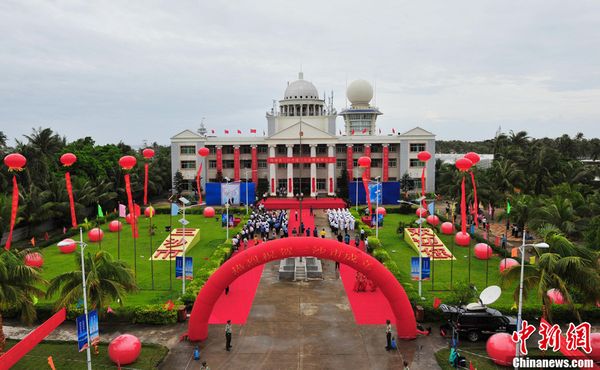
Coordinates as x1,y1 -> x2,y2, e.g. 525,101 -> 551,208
347,79 -> 373,105
284,72 -> 319,100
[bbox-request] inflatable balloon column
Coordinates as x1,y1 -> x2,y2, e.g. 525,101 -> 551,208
3,153 -> 26,250
416,151 -> 432,208
455,157 -> 473,246
60,153 -> 78,229
197,147 -> 210,205
357,156 -> 372,213
119,156 -> 138,239
464,152 -> 481,228
142,148 -> 155,205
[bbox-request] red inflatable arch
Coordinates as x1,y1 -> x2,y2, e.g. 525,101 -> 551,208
188,237 -> 417,341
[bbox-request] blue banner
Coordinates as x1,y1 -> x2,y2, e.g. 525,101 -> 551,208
368,182 -> 382,204
411,257 -> 431,280
171,203 -> 179,216
175,256 -> 193,280
88,310 -> 99,345
76,314 -> 88,352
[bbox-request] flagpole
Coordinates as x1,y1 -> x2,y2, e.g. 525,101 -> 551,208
149,206 -> 155,290
169,199 -> 173,291
133,200 -> 137,279
117,202 -> 121,259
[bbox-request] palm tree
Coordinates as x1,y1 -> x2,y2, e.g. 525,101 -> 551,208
46,250 -> 137,314
529,194 -> 583,237
0,249 -> 46,354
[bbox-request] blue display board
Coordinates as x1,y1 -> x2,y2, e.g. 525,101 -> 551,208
349,181 -> 400,205
175,256 -> 193,280
205,182 -> 256,206
76,314 -> 88,352
88,310 -> 99,345
410,257 -> 431,280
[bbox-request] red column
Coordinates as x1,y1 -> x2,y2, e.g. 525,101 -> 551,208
364,145 -> 371,179
233,146 -> 240,181
346,145 -> 353,181
251,146 -> 258,185
382,145 -> 389,182
216,146 -> 223,172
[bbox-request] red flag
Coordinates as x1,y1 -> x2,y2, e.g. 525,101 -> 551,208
65,172 -> 77,228
44,232 -> 49,241
237,129 -> 242,134
5,175 -> 19,250
433,297 -> 442,309
224,129 -> 229,134
362,128 -> 368,134
107,306 -> 114,314
196,162 -> 203,205
351,129 -> 355,135
250,128 -> 257,133
63,227 -> 67,234
164,300 -> 175,311
469,362 -> 475,370
392,128 -> 396,134
30,237 -> 36,247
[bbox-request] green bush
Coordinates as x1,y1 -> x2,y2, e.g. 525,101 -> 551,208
367,236 -> 381,249
132,304 -> 177,325
372,248 -> 391,263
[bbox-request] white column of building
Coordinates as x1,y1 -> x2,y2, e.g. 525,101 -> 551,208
269,144 -> 276,196
287,144 -> 294,198
327,144 -> 335,196
309,144 -> 317,197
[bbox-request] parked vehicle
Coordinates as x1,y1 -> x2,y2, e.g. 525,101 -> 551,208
439,303 -> 517,342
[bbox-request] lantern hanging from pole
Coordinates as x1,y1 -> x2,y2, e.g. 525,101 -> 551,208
60,153 -> 78,229
3,153 -> 26,250
455,157 -> 473,246
464,152 -> 480,228
198,147 -> 209,157
417,151 -> 431,208
196,162 -> 203,205
120,156 -> 138,239
142,149 -> 154,205
357,156 -> 371,168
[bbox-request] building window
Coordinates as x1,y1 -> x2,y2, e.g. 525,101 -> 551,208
336,145 -> 346,153
336,159 -> 346,168
241,146 -> 251,154
389,159 -> 397,167
389,144 -> 397,152
371,145 -> 381,153
180,145 -> 195,155
353,159 -> 358,167
223,160 -> 235,169
180,160 -> 196,169
410,143 -> 426,152
317,179 -> 326,190
410,159 -> 425,167
317,146 -> 327,154
241,160 -> 252,168
258,160 -> 267,169
388,177 -> 397,182
209,160 -> 217,169
277,146 -> 287,155
293,163 -> 300,169
354,144 -> 364,152
223,146 -> 234,154
278,179 -> 287,189
317,163 -> 326,169
258,145 -> 268,153
278,163 -> 286,169
371,159 -> 381,168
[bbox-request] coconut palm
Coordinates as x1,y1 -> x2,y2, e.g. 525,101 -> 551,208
0,249 -> 47,354
46,250 -> 137,313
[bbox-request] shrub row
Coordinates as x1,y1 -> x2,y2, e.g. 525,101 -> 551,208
153,205 -> 247,216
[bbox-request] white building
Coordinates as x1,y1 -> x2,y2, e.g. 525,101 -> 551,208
171,73 -> 436,198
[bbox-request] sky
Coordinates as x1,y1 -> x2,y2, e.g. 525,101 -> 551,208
1,0 -> 599,146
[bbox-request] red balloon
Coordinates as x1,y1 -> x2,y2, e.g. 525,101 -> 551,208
203,207 -> 215,218
440,222 -> 454,234
415,207 -> 428,217
126,213 -> 135,224
474,243 -> 492,259
455,231 -> 470,246
144,206 -> 155,217
357,156 -> 371,168
25,252 -> 44,268
547,289 -> 564,305
198,147 -> 210,157
417,151 -> 431,162
455,157 -> 473,172
59,153 -> 77,167
142,148 -> 155,159
108,334 -> 142,366
119,155 -> 137,170
464,152 -> 480,165
589,333 -> 600,362
58,238 -> 77,254
88,228 -> 104,242
109,220 -> 123,232
499,258 -> 520,272
426,215 -> 439,226
486,333 -> 516,366
4,153 -> 26,171
376,206 -> 386,215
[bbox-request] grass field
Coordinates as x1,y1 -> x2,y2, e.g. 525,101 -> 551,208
5,339 -> 168,370
38,212 -> 235,306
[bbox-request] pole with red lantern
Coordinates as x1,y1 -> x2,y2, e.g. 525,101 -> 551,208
464,152 -> 481,228
357,156 -> 372,214
60,153 -> 78,228
417,151 -> 432,209
3,153 -> 26,250
119,156 -> 138,239
142,149 -> 155,205
455,157 -> 473,246
197,147 -> 210,205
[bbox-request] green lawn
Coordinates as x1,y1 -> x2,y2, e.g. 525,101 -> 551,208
5,339 -> 168,370
38,212 -> 237,306
434,345 -> 565,370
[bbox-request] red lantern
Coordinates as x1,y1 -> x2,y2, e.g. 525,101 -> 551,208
109,220 -> 123,232
416,151 -> 431,162
589,333 -> 600,362
198,147 -> 210,157
119,155 -> 137,170
376,207 -> 386,215
357,156 -> 371,168
58,238 -> 77,254
455,157 -> 473,172
108,334 -> 142,366
455,231 -> 470,246
426,215 -> 439,226
474,243 -> 492,259
499,258 -> 519,272
464,152 -> 480,165
440,222 -> 454,234
3,153 -> 26,171
88,228 -> 104,242
203,207 -> 215,218
415,207 -> 428,217
486,333 -> 516,366
142,148 -> 155,159
126,213 -> 135,224
25,252 -> 44,268
547,289 -> 564,305
144,206 -> 155,217
59,153 -> 77,167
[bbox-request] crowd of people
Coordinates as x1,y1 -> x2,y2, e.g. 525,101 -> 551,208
231,205 -> 289,250
326,208 -> 356,235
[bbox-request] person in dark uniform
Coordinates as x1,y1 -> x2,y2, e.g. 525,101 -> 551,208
385,319 -> 392,350
225,320 -> 232,351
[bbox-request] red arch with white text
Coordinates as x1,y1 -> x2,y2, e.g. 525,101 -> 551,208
187,237 -> 417,341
